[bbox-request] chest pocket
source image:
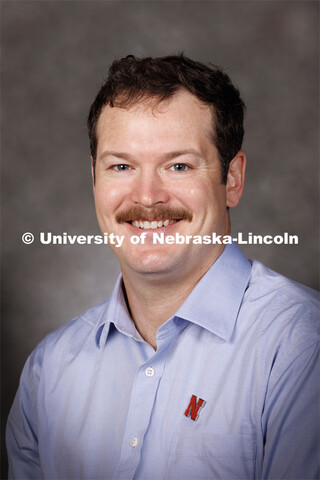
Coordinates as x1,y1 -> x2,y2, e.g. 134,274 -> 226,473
166,433 -> 256,480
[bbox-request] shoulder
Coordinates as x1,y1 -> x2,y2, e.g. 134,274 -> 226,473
242,260 -> 319,364
44,298 -> 109,347
26,298 -> 110,377
247,259 -> 319,317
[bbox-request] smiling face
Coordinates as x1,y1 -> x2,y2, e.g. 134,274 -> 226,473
93,90 -> 242,284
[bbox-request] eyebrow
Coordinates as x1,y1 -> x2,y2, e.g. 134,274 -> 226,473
99,149 -> 202,161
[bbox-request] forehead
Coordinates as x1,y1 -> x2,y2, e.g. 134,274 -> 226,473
95,90 -> 215,156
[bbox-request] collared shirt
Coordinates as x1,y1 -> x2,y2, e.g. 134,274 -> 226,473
6,243 -> 319,480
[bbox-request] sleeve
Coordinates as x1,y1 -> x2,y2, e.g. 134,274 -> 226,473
261,341 -> 319,480
6,347 -> 43,480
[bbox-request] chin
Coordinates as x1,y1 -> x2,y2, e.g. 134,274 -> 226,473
123,250 -> 182,277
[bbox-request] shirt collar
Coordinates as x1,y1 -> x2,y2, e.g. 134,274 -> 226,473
174,243 -> 251,341
96,243 -> 251,347
96,275 -> 140,348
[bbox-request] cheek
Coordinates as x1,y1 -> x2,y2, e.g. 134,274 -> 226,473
180,182 -> 223,215
189,189 -> 226,231
94,183 -> 125,214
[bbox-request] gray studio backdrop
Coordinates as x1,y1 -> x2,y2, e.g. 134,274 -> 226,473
1,1 -> 319,477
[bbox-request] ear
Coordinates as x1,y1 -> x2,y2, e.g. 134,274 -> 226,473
91,156 -> 95,191
226,151 -> 246,208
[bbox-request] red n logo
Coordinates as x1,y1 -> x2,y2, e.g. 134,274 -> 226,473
184,395 -> 206,421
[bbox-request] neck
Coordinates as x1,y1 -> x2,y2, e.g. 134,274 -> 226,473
121,245 -> 225,349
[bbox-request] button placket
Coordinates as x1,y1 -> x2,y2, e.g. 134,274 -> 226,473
113,344 -> 172,480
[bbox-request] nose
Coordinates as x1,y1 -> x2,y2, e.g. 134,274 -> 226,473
131,168 -> 170,207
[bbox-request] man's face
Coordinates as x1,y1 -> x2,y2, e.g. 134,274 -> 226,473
93,90 -> 235,282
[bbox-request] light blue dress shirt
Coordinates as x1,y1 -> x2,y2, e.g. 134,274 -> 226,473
6,243 -> 319,479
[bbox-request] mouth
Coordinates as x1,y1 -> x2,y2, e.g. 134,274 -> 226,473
130,219 -> 178,230
116,207 -> 192,231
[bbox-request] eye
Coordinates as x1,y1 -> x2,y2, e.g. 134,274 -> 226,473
170,163 -> 189,172
112,164 -> 131,171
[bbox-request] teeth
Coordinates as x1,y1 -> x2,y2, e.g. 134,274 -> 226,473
131,219 -> 174,230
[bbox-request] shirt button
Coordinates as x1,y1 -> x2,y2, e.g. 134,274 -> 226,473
129,437 -> 138,448
145,366 -> 155,377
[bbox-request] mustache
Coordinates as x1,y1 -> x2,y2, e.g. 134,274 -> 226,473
116,206 -> 193,224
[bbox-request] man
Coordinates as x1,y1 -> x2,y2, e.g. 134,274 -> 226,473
7,55 -> 319,479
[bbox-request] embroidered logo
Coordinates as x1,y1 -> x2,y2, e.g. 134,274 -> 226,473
184,394 -> 206,421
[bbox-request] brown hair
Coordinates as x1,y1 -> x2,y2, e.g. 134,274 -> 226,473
87,54 -> 245,182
